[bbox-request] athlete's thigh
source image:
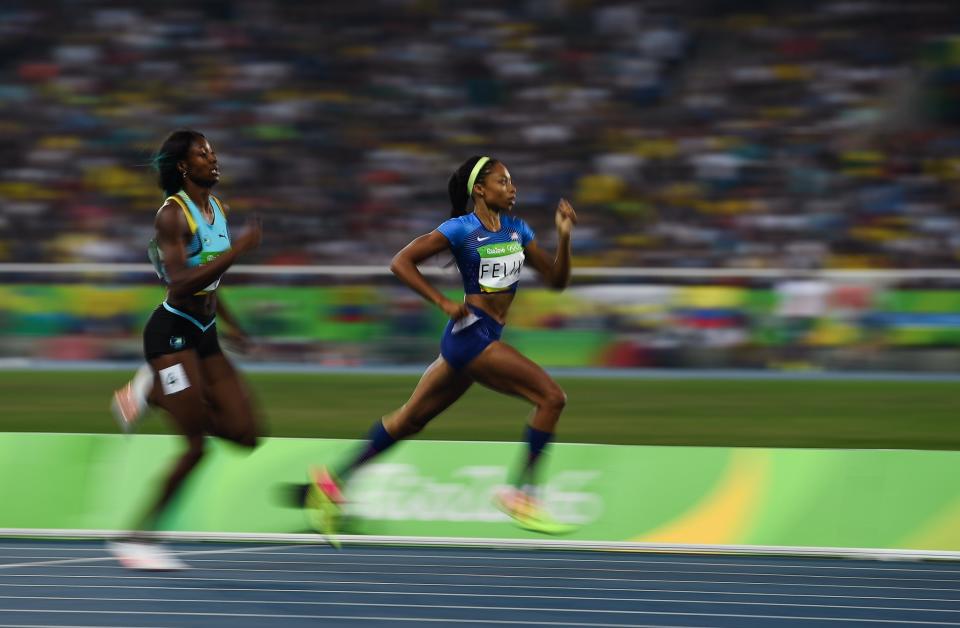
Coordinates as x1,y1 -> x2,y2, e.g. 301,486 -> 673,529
466,341 -> 560,404
397,355 -> 474,422
148,350 -> 209,436
199,352 -> 260,436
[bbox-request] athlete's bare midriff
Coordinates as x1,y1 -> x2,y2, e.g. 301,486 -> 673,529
166,290 -> 218,320
466,292 -> 515,324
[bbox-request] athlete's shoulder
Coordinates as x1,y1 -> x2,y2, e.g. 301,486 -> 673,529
438,213 -> 478,229
437,213 -> 479,245
156,195 -> 192,233
156,196 -> 183,219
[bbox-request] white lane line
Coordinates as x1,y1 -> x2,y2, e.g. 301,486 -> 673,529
105,557 -> 960,578
0,625 -> 174,628
6,560 -> 959,586
1,548 -> 954,574
0,619 -> 703,628
3,581 -> 960,603
1,570 -> 958,594
213,554 -> 960,575
3,592 -> 960,615
5,529 -> 958,562
0,544 -> 305,570
4,555 -> 958,591
3,539 -> 958,567
1,606 -> 959,625
10,553 -> 949,577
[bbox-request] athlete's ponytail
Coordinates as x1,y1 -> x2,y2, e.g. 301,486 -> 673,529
448,155 -> 497,218
154,129 -> 206,197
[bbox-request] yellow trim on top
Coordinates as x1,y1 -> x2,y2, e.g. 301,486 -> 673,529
166,195 -> 197,233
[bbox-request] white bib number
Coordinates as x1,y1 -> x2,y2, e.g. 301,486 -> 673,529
478,242 -> 524,292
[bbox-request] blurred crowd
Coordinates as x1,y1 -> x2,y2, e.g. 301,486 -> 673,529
2,0 -> 960,269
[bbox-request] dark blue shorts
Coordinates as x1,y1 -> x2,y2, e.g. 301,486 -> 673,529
440,306 -> 504,370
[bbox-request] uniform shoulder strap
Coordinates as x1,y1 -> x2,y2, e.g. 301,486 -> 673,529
165,194 -> 197,234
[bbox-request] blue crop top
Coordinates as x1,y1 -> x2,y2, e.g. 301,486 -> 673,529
437,212 -> 536,294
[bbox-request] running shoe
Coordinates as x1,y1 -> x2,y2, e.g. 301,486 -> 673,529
494,487 -> 576,535
110,364 -> 153,433
305,466 -> 345,548
107,540 -> 188,571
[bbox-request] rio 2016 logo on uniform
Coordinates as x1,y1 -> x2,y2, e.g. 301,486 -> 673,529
478,241 -> 524,293
197,250 -> 226,292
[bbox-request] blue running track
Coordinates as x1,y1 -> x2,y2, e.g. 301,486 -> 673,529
0,540 -> 959,627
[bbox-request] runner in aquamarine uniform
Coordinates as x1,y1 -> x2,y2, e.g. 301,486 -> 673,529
108,130 -> 263,570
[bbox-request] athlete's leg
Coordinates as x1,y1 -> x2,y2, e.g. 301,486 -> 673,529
337,355 -> 473,480
133,350 -> 210,533
466,341 -> 566,488
199,352 -> 261,449
385,355 -> 475,437
465,341 -> 573,533
304,356 -> 473,541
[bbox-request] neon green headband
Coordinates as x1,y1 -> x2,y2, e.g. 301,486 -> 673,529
466,156 -> 491,196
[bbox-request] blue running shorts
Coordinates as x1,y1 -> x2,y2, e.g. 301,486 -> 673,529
440,306 -> 504,370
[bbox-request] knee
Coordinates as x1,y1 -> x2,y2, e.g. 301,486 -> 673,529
542,385 -> 567,414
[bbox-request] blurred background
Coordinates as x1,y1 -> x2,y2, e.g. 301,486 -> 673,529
3,0 -> 960,373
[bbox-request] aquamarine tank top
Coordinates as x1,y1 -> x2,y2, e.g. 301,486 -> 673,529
147,190 -> 231,294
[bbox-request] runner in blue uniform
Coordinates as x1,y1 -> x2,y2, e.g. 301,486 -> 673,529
109,130 -> 263,570
308,155 -> 577,536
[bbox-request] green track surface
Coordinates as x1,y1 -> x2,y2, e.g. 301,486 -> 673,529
0,370 -> 956,450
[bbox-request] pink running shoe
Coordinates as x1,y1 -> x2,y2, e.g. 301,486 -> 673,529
493,486 -> 576,535
110,382 -> 145,433
110,364 -> 153,433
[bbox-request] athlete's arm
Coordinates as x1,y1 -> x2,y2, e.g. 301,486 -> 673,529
215,295 -> 252,353
524,198 -> 577,290
156,201 -> 262,299
390,230 -> 469,320
215,295 -> 243,332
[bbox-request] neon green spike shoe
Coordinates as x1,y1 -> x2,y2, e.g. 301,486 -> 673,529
305,466 -> 345,549
493,487 -> 577,535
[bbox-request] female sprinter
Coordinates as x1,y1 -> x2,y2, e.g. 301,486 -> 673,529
308,154 -> 577,536
109,129 -> 263,570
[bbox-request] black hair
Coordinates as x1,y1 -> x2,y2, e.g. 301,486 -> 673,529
154,129 -> 206,197
447,155 -> 498,218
